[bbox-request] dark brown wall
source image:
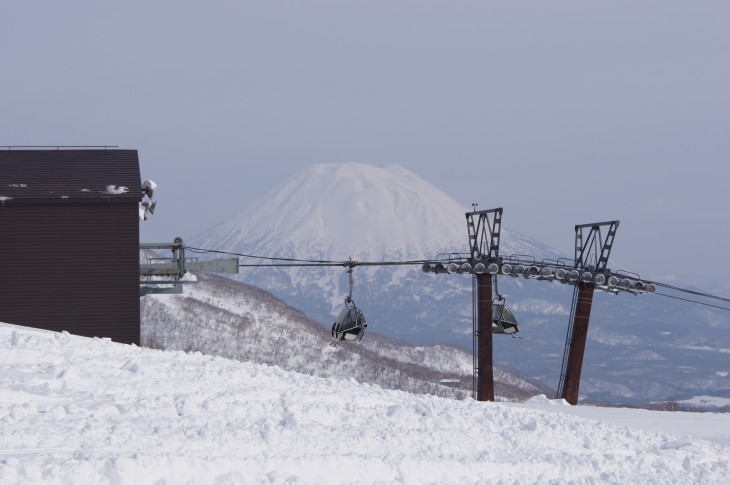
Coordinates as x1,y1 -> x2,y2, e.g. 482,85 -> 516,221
0,202 -> 140,344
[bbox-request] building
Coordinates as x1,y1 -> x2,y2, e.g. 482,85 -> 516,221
0,148 -> 142,344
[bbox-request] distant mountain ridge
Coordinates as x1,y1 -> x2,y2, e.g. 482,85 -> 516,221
192,162 -> 730,404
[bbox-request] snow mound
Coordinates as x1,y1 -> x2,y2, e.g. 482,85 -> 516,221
2,322 -> 730,484
525,393 -> 571,406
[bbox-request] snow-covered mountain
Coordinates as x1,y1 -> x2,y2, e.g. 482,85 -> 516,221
192,163 -> 730,405
141,273 -> 547,401
197,162 -> 556,261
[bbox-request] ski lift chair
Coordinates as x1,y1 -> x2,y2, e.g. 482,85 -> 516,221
492,300 -> 519,335
331,262 -> 367,342
331,300 -> 367,342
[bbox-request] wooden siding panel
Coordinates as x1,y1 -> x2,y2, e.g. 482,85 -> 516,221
0,204 -> 140,344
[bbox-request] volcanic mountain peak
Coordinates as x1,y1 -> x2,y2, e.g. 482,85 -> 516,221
195,162 -> 556,261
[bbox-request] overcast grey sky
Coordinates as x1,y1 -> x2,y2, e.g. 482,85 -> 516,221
2,1 -> 728,283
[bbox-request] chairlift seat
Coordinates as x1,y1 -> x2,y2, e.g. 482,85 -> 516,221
492,303 -> 519,334
332,304 -> 367,342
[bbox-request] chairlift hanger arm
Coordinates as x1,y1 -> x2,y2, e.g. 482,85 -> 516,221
346,261 -> 354,302
493,272 -> 503,301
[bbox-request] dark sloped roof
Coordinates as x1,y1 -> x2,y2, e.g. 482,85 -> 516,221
0,149 -> 141,202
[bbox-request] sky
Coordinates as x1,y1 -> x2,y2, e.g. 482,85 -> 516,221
1,1 -> 728,284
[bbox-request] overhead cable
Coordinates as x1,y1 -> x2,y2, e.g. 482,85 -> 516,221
185,245 -> 730,311
187,245 -> 437,267
653,282 -> 730,304
654,292 -> 730,312
185,246 -> 340,265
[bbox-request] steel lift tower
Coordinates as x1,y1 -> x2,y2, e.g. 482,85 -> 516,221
467,207 -> 503,402
557,221 -> 619,405
421,207 -> 504,401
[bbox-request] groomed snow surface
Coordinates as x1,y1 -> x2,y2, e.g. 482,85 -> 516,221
1,323 -> 729,484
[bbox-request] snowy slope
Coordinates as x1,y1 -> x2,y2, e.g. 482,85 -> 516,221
191,163 -> 730,405
141,273 -> 547,400
2,322 -> 730,484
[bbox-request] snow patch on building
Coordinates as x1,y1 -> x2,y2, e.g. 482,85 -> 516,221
104,185 -> 129,195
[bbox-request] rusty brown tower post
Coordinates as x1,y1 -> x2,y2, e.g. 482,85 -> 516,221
467,207 -> 503,402
560,282 -> 595,404
476,273 -> 495,401
557,221 -> 619,405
